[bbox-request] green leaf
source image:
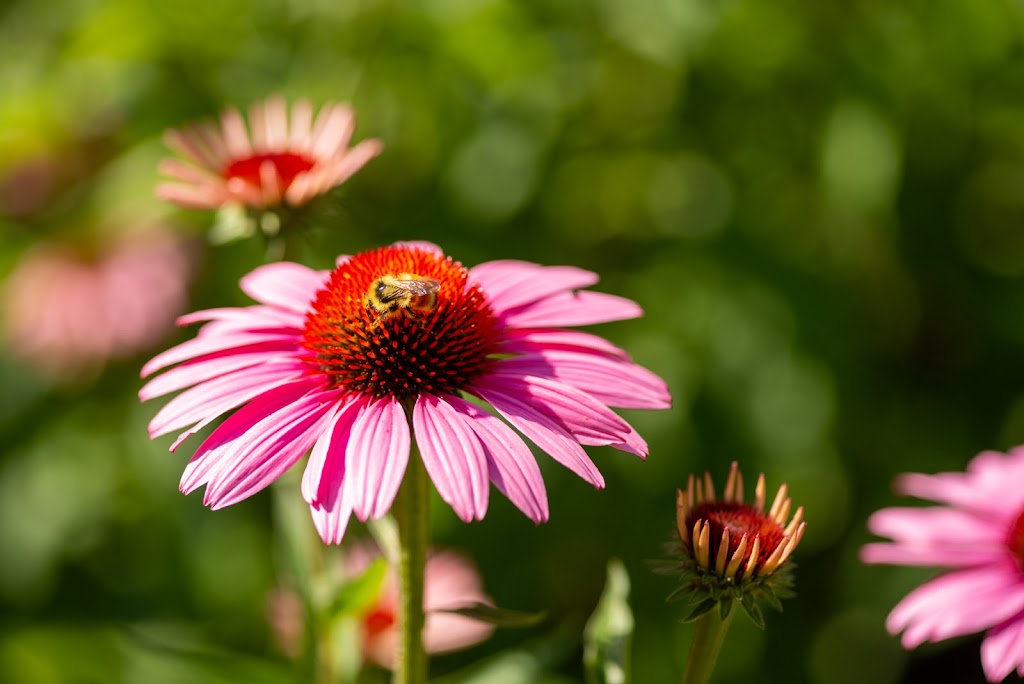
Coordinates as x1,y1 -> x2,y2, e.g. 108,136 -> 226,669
583,558 -> 633,684
740,593 -> 766,630
323,557 -> 388,620
433,602 -> 546,628
681,598 -> 718,623
761,588 -> 784,613
718,597 -> 733,621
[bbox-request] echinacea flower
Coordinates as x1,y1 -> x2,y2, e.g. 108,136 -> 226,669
3,227 -> 193,379
157,95 -> 382,210
140,242 -> 670,543
662,462 -> 805,627
862,448 -> 1024,682
345,542 -> 494,668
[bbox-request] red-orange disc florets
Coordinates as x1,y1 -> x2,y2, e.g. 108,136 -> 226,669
688,502 -> 787,568
223,153 -> 316,191
300,246 -> 502,400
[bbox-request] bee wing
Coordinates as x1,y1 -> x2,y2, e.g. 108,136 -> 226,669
392,277 -> 440,296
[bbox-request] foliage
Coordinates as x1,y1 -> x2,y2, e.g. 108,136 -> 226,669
3,0 -> 1024,682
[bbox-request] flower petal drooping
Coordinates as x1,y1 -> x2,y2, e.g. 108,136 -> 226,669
141,243 -> 670,544
157,95 -> 382,211
862,447 -> 1024,682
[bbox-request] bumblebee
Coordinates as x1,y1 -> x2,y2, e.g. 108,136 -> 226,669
363,273 -> 441,326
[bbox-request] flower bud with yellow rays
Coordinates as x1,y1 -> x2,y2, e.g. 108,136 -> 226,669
659,461 -> 806,628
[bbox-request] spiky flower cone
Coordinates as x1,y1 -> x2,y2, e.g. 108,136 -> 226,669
662,461 -> 806,628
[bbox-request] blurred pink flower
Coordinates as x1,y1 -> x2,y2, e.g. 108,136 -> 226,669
862,448 -> 1024,682
346,542 -> 494,668
140,242 -> 670,543
157,95 -> 382,210
266,587 -> 305,659
4,228 -> 193,378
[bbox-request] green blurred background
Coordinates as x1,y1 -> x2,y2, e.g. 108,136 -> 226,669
3,0 -> 1024,682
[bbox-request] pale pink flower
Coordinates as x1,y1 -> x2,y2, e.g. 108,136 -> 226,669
140,242 -> 670,543
4,228 -> 193,378
862,448 -> 1024,682
157,95 -> 382,210
345,542 -> 494,668
266,587 -> 304,659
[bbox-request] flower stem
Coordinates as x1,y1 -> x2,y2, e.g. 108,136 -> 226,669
681,606 -> 735,684
393,442 -> 430,684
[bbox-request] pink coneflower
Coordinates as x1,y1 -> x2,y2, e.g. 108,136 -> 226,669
140,242 -> 670,543
4,228 -> 193,379
345,542 -> 494,668
157,95 -> 382,210
862,448 -> 1024,682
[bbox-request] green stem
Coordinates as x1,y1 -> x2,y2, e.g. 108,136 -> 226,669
393,442 -> 430,684
681,607 -> 735,684
273,211 -> 304,262
271,476 -> 335,682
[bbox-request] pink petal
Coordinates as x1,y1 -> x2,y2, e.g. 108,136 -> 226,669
310,494 -> 354,545
205,389 -> 338,508
148,360 -> 306,439
444,395 -> 549,523
860,542 -> 1004,568
310,103 -> 355,157
317,139 -> 383,185
302,395 -> 366,506
500,290 -> 642,328
177,305 -> 306,330
895,449 -> 1024,517
179,380 -> 319,494
866,506 -> 1006,548
502,328 -> 630,360
982,615 -> 1024,683
164,128 -> 222,169
289,98 -> 314,149
346,396 -> 410,521
304,400 -> 362,545
887,562 -> 1024,648
158,158 -> 222,185
422,552 -> 496,653
142,332 -> 297,378
263,95 -> 288,150
469,260 -> 599,314
302,405 -> 338,504
220,106 -> 252,158
472,385 -> 604,489
413,394 -> 489,523
483,372 -> 647,457
497,352 -> 670,409
155,182 -> 229,210
239,262 -> 328,313
139,349 -> 281,401
193,122 -> 231,165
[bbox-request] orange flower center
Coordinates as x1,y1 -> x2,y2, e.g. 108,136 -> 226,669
223,152 -> 315,190
363,605 -> 396,637
300,246 -> 502,400
689,502 -> 786,568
